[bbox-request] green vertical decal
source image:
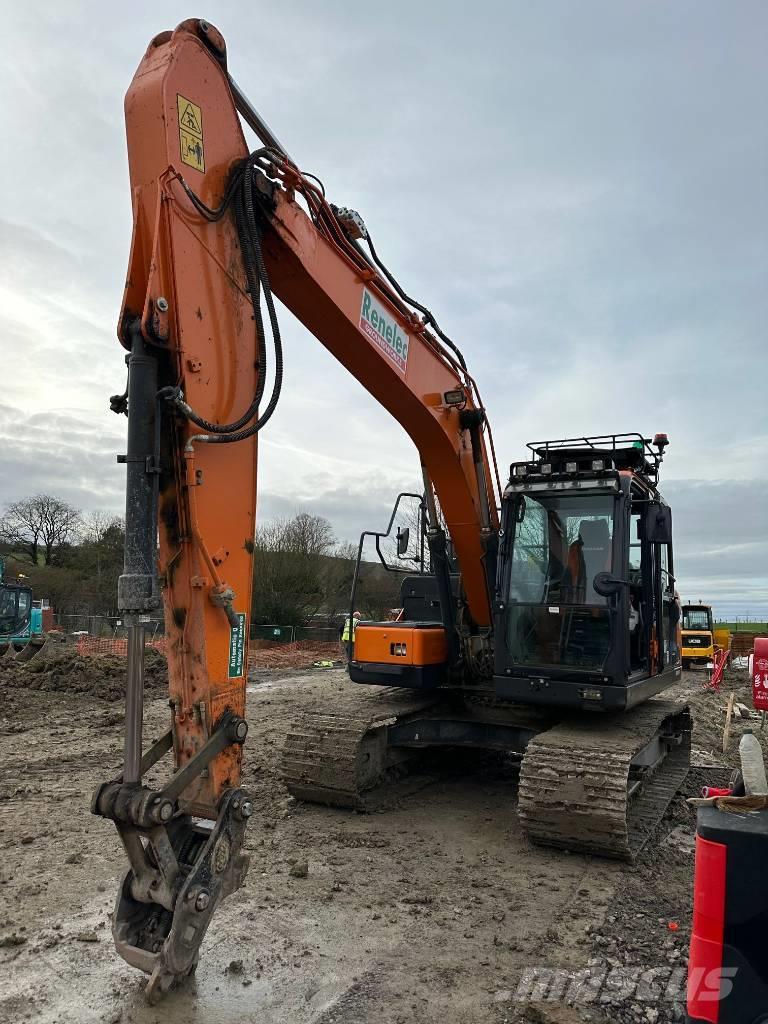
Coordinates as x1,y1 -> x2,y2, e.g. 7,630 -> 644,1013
228,613 -> 247,678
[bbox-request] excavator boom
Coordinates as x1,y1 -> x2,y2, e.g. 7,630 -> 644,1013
256,181 -> 500,625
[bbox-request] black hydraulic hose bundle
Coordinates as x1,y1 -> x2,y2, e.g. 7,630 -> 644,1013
174,151 -> 283,444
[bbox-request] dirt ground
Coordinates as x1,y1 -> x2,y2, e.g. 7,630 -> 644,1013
0,657 -> 761,1024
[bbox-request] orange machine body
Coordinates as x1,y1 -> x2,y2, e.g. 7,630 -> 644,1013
354,624 -> 449,667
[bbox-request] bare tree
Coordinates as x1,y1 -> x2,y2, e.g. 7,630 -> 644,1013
73,513 -> 124,616
1,494 -> 82,566
322,541 -> 357,621
81,510 -> 123,546
252,513 -> 341,626
286,512 -> 336,556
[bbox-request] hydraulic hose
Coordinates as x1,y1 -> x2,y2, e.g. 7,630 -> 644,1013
360,234 -> 468,373
175,155 -> 284,445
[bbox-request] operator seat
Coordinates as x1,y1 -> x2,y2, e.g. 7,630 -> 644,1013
566,519 -> 612,603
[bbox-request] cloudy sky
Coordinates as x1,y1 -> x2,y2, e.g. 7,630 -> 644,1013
1,2 -> 765,617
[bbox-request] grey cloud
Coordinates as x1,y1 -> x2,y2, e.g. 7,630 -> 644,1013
0,219 -> 80,291
663,478 -> 767,614
256,488 -> 398,548
0,1 -> 765,619
664,479 -> 768,548
0,404 -> 124,511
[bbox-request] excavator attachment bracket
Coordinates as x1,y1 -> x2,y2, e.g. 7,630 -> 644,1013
93,711 -> 252,998
111,786 -> 252,1003
92,711 -> 248,829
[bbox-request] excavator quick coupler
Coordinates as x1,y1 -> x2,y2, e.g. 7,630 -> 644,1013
92,713 -> 253,1002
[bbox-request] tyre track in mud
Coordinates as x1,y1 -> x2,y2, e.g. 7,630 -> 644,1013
0,666 -> 750,1024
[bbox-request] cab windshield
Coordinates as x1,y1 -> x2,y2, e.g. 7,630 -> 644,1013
683,608 -> 711,631
0,585 -> 30,637
505,493 -> 615,670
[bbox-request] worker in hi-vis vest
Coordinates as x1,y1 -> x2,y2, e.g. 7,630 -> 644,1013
340,611 -> 362,662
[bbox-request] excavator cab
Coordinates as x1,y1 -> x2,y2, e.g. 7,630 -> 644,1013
494,434 -> 681,710
0,580 -> 33,646
0,585 -> 32,638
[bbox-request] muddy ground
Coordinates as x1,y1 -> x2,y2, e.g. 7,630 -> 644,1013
0,658 -> 760,1024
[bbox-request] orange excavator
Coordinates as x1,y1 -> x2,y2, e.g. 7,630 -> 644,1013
94,19 -> 691,1000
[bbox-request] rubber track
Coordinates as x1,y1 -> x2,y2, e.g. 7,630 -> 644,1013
518,698 -> 692,860
282,687 -> 440,808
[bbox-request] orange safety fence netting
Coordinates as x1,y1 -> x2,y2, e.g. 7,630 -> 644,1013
248,641 -> 341,670
74,636 -> 168,658
71,635 -> 340,671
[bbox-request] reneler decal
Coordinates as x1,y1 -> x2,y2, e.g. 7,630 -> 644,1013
359,288 -> 409,373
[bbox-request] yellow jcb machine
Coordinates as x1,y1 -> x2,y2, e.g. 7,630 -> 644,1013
681,602 -> 715,668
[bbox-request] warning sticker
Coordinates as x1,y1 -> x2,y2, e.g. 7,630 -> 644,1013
177,94 -> 204,173
228,613 -> 247,679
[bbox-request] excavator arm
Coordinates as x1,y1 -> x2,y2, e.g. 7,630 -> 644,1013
93,19 -> 499,998
254,162 -> 500,626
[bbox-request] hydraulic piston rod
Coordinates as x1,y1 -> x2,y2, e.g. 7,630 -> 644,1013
124,618 -> 146,783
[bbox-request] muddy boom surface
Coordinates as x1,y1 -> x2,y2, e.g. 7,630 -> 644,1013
283,689 -> 691,860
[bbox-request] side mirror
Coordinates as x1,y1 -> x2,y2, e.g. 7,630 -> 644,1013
593,572 -> 628,598
644,503 -> 672,545
396,526 -> 410,558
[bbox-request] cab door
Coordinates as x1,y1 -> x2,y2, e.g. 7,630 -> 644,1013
657,541 -> 679,670
631,495 -> 678,678
644,505 -> 678,676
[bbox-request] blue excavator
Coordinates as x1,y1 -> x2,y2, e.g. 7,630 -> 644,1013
0,556 -> 44,655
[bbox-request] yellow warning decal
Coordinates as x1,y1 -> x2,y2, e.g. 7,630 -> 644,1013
177,94 -> 204,173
